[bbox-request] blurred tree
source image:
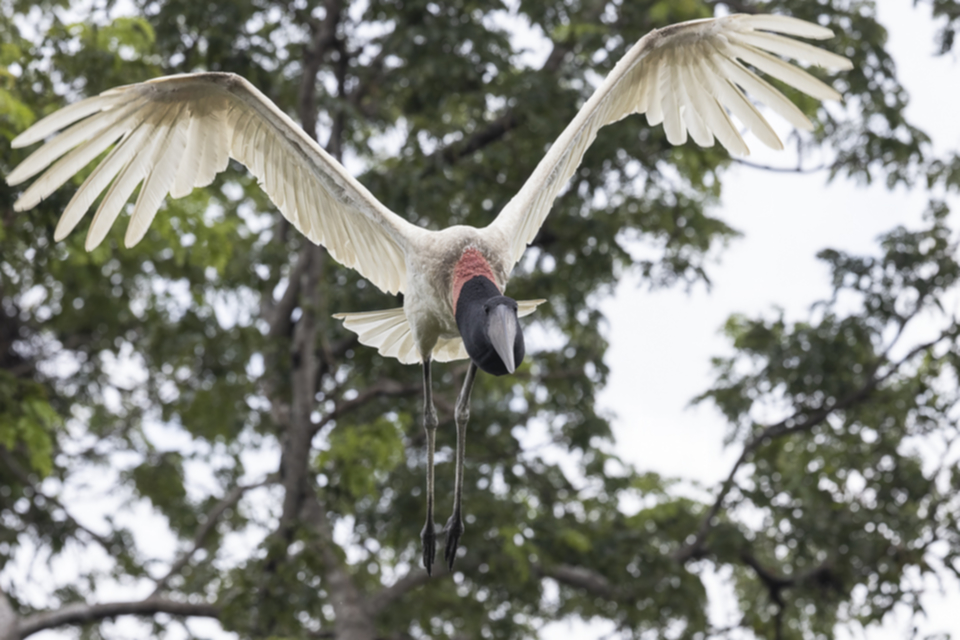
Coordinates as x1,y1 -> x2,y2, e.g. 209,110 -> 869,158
0,0 -> 958,639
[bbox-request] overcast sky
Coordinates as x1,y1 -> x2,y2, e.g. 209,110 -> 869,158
594,2 -> 960,639
14,2 -> 960,639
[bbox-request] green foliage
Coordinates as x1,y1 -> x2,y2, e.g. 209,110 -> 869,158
921,0 -> 960,53
1,0 -> 959,639
0,79 -> 34,135
0,373 -> 58,475
318,414 -> 405,507
129,451 -> 190,522
695,203 -> 960,638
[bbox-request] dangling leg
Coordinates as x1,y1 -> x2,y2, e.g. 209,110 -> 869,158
444,361 -> 478,570
420,357 -> 440,575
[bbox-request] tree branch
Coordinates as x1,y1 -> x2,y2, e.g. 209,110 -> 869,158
259,5 -> 348,623
367,558 -> 475,614
17,598 -> 219,638
152,474 -> 278,596
739,550 -> 837,640
739,551 -> 836,595
1,590 -> 17,640
311,377 -> 421,437
420,1 -> 603,176
299,0 -> 343,140
535,564 -> 619,599
345,43 -> 388,119
674,378 -> 882,563
0,448 -> 111,550
733,158 -> 826,173
434,111 -> 521,169
273,0 -> 345,535
265,244 -> 313,338
368,570 -> 432,615
674,327 -> 950,563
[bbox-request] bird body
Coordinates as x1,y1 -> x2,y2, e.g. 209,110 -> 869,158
402,227 -> 511,359
6,13 -> 854,574
334,223 -> 543,366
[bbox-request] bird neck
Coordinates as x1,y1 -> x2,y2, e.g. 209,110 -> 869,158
452,247 -> 499,314
454,275 -> 503,327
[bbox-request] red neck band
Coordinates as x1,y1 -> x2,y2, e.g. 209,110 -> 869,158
452,247 -> 499,313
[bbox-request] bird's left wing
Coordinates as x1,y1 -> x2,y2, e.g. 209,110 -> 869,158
6,73 -> 420,295
488,14 -> 852,268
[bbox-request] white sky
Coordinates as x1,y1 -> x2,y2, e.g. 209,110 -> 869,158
11,2 -> 960,639
594,2 -> 960,639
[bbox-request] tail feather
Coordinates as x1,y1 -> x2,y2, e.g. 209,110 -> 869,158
333,299 -> 547,365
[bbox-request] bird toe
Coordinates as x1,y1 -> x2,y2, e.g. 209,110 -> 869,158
443,515 -> 464,570
421,521 -> 437,575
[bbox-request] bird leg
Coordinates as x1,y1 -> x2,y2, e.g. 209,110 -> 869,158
444,361 -> 478,570
420,358 -> 440,575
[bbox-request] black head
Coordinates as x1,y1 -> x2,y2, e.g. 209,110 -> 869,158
455,278 -> 525,376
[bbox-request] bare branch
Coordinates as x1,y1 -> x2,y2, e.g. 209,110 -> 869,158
535,564 -> 619,599
0,448 -> 111,550
311,377 -> 421,437
436,111 -> 521,169
345,43 -> 388,118
17,598 -> 219,638
733,158 -> 826,173
275,243 -> 325,534
421,1 -> 604,176
152,474 -> 279,596
674,377 -> 882,563
1,590 -> 17,640
740,552 -> 791,599
368,570 -> 432,614
369,556 -> 473,614
740,549 -> 837,640
674,327 -> 951,563
299,0 -> 344,140
265,244 -> 313,338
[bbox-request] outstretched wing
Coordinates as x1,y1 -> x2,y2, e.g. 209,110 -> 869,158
6,72 -> 420,295
488,14 -> 853,268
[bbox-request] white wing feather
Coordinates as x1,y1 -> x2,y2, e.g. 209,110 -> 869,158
488,13 -> 852,268
7,73 -> 421,295
333,307 -> 455,365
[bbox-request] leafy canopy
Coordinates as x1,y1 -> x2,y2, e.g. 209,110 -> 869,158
1,1 -> 959,639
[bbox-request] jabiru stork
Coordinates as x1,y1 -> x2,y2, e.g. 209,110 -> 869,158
5,14 -> 852,574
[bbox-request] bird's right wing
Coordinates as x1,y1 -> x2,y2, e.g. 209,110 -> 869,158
488,14 -> 853,269
7,72 -> 420,295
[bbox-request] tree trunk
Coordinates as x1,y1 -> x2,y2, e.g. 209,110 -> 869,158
0,591 -> 17,640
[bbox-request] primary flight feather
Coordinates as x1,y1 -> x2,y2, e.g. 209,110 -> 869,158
6,13 -> 852,575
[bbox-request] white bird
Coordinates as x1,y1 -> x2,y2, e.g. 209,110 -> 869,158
6,13 -> 852,574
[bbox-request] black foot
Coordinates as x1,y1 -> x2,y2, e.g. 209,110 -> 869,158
421,521 -> 437,575
443,513 -> 464,571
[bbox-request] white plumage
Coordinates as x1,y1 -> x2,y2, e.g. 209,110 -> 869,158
6,13 -> 851,365
6,11 -> 853,576
8,74 -> 417,297
488,14 -> 851,268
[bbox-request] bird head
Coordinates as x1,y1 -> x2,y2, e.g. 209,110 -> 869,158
455,278 -> 525,376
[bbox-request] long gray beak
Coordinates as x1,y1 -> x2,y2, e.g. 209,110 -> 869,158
488,305 -> 518,374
